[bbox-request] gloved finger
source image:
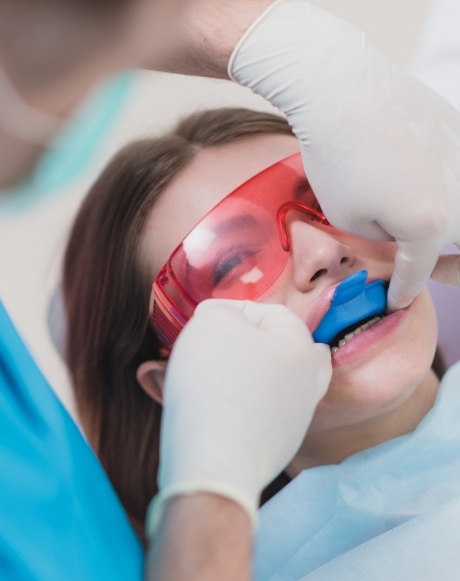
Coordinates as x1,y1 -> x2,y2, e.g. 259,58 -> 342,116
195,298 -> 310,335
194,298 -> 276,327
430,253 -> 460,287
240,302 -> 318,344
193,298 -> 248,315
387,242 -> 439,312
314,343 -> 332,360
312,343 -> 333,397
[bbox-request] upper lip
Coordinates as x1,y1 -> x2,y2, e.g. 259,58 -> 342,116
306,274 -> 383,336
306,282 -> 342,335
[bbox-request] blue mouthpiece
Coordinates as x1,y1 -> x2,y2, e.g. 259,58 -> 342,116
312,270 -> 388,344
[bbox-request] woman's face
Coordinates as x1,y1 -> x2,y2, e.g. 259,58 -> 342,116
141,134 -> 438,431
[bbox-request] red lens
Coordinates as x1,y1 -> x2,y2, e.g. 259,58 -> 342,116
151,153 -> 328,348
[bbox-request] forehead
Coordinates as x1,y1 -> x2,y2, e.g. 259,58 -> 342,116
142,133 -> 300,276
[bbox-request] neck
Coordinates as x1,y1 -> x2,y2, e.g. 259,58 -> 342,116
286,369 -> 440,478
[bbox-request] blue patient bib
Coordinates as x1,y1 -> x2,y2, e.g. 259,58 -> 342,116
254,361 -> 460,580
0,302 -> 143,580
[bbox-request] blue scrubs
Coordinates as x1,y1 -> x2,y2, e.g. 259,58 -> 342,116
254,361 -> 460,580
0,302 -> 143,580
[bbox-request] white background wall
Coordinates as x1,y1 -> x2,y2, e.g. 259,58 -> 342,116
1,0 -> 459,422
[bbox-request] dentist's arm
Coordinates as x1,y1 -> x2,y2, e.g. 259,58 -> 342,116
145,300 -> 331,581
147,0 -> 273,77
147,494 -> 252,581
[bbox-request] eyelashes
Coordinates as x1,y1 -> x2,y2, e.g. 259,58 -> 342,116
211,246 -> 262,286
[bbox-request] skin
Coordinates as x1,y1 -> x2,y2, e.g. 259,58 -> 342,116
147,494 -> 252,581
139,134 -> 440,472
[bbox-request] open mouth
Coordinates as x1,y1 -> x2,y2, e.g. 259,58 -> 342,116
328,314 -> 386,353
312,270 -> 389,354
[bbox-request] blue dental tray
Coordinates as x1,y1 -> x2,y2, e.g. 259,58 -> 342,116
312,270 -> 388,344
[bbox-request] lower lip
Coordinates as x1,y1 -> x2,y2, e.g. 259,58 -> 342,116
331,308 -> 408,367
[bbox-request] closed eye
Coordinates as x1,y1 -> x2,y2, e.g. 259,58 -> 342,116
212,247 -> 262,286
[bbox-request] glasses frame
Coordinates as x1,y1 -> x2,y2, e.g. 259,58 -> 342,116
150,152 -> 329,349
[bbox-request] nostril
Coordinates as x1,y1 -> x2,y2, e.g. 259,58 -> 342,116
310,268 -> 327,282
340,257 -> 349,264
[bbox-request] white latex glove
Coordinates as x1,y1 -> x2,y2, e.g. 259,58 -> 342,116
146,299 -> 331,537
229,0 -> 460,309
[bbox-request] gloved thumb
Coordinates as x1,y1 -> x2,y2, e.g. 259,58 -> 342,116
194,298 -> 260,320
388,241 -> 439,312
312,343 -> 332,398
195,299 -> 305,332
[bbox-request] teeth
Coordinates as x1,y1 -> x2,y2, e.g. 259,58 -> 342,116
330,316 -> 383,354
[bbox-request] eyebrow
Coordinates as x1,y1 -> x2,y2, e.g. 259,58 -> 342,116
213,213 -> 260,236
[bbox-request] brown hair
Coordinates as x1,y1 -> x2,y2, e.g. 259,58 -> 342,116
62,108 -> 293,541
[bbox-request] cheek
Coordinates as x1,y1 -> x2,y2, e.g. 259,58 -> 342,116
311,289 -> 438,429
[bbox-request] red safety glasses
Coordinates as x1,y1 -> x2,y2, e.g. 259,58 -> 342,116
150,152 -> 330,349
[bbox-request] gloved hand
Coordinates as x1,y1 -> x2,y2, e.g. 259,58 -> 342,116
146,299 -> 331,538
229,0 -> 460,310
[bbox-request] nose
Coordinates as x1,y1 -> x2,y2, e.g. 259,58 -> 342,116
286,214 -> 355,292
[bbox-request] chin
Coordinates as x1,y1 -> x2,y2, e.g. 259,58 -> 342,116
311,288 -> 438,429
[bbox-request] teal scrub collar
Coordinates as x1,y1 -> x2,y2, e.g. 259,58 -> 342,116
0,70 -> 135,212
